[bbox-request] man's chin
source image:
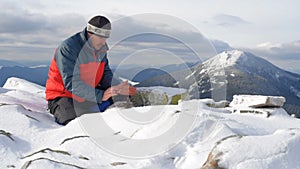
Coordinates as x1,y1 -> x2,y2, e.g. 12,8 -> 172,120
95,45 -> 105,50
94,47 -> 101,50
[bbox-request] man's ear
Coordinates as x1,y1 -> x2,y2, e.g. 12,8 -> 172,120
87,32 -> 93,39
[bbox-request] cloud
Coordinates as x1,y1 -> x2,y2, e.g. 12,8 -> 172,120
0,1 -> 48,34
0,12 -> 46,33
239,40 -> 300,74
0,3 -> 86,60
0,11 -> 235,67
0,5 -> 86,61
106,14 -> 219,65
0,11 -> 234,67
250,40 -> 300,60
109,14 -> 208,43
211,14 -> 250,27
0,45 -> 54,61
210,40 -> 233,53
0,5 -> 86,45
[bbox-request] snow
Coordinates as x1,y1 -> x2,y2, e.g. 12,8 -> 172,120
185,70 -> 196,80
199,69 -> 206,75
213,128 -> 300,169
29,65 -> 48,68
119,76 -> 140,86
203,50 -> 246,70
3,77 -> 45,98
230,95 -> 286,108
290,86 -> 300,98
1,78 -> 300,169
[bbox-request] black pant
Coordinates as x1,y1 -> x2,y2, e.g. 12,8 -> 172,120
48,97 -> 98,125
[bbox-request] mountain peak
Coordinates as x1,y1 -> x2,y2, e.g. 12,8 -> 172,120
202,49 -> 289,77
203,50 -> 251,70
220,50 -> 246,60
215,50 -> 249,65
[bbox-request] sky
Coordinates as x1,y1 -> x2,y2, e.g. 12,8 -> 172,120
0,0 -> 299,73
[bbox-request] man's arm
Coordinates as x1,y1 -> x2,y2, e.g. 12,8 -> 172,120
98,55 -> 113,90
55,44 -> 105,103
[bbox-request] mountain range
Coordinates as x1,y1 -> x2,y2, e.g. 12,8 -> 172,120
193,50 -> 300,117
0,65 -> 49,87
135,50 -> 300,117
1,50 -> 300,116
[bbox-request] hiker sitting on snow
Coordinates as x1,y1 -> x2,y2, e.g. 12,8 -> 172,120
45,15 -> 137,125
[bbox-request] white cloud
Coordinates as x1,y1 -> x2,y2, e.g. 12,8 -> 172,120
0,0 -> 299,74
253,40 -> 300,59
212,14 -> 250,27
239,40 -> 300,74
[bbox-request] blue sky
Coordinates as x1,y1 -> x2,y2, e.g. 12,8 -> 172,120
0,0 -> 299,73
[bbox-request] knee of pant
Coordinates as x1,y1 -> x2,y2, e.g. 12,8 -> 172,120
54,110 -> 76,125
53,100 -> 77,125
55,117 -> 73,126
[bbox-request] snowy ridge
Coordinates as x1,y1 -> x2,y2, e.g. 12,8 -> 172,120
1,78 -> 300,169
203,50 -> 247,70
202,50 -> 279,73
3,77 -> 45,97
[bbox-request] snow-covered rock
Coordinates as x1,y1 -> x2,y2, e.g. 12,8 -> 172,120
200,98 -> 230,108
130,86 -> 188,106
3,77 -> 45,98
202,128 -> 300,169
230,95 -> 286,108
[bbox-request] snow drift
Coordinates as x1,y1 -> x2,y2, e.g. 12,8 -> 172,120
0,77 -> 300,169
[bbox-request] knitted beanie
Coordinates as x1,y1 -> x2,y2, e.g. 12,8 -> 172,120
87,15 -> 111,38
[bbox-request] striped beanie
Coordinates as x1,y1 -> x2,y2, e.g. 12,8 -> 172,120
87,15 -> 111,38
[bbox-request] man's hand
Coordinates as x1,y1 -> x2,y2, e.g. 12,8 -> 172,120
115,81 -> 137,96
102,81 -> 137,101
102,87 -> 118,101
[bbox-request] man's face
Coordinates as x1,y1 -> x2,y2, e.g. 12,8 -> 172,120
88,33 -> 107,50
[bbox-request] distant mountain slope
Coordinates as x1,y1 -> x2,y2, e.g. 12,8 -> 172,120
132,68 -> 178,87
0,65 -> 49,86
189,50 -> 300,117
0,59 -> 23,67
149,50 -> 300,117
112,62 -> 198,86
133,68 -> 167,82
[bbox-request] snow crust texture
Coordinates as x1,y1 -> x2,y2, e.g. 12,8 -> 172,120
1,77 -> 300,169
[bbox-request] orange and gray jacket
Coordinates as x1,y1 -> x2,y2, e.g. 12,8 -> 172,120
45,29 -> 113,103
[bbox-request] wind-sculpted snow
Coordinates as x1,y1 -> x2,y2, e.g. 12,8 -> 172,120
1,77 -> 300,169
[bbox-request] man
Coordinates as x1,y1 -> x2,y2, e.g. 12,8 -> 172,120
46,15 -> 136,125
